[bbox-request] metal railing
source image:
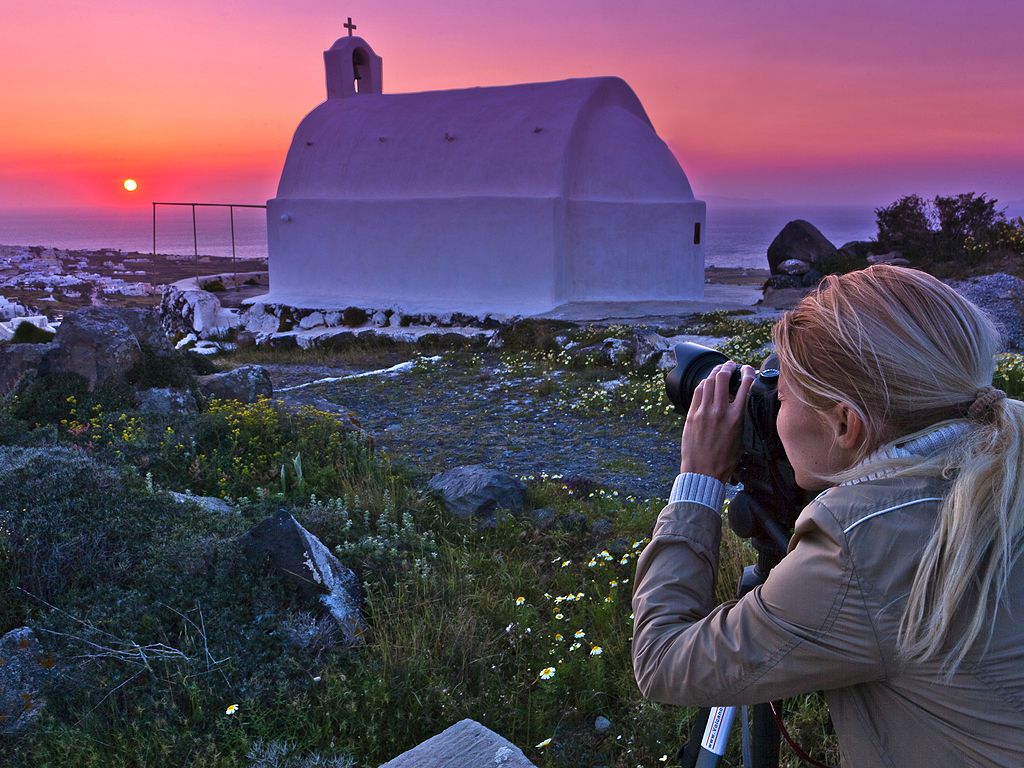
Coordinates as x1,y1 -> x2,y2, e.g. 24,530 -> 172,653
151,201 -> 267,261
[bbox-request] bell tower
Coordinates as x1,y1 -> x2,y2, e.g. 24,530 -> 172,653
324,19 -> 382,99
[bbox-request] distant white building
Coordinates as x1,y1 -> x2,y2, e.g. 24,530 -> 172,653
261,32 -> 705,315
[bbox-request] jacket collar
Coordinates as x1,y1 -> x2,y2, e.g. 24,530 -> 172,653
839,422 -> 968,486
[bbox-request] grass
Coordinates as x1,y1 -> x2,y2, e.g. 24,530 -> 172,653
1,309 -> 1020,767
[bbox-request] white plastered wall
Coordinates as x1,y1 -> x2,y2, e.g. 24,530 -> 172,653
266,197 -> 559,315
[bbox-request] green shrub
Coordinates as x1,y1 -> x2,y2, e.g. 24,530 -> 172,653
499,319 -> 576,353
126,345 -> 201,389
10,322 -> 55,344
4,372 -> 90,427
994,353 -> 1024,400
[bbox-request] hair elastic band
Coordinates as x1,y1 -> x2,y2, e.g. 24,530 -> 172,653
967,386 -> 1007,421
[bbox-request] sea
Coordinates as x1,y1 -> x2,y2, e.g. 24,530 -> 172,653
0,203 -> 880,270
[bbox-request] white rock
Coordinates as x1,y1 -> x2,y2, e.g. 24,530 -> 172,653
299,311 -> 325,329
175,332 -> 198,349
241,304 -> 281,335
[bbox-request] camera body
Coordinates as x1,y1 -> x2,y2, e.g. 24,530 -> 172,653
665,342 -> 810,559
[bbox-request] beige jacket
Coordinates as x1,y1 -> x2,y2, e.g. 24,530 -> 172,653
632,455 -> 1024,766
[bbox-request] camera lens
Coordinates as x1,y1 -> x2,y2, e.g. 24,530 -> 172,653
665,342 -> 740,414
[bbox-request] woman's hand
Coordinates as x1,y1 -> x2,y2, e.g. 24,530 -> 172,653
679,361 -> 756,483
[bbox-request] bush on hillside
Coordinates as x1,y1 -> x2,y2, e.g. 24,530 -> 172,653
10,322 -> 55,344
875,192 -> 1023,264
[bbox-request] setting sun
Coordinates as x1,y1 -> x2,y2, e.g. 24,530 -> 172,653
122,178 -> 138,192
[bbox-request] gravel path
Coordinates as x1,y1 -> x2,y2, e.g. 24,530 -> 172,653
263,357 -> 681,501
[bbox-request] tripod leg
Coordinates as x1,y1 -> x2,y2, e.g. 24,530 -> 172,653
679,708 -> 711,768
750,702 -> 781,768
693,706 -> 737,767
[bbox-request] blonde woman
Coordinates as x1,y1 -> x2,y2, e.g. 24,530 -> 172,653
632,265 -> 1024,766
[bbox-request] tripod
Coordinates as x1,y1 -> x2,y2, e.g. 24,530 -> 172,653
679,548 -> 783,768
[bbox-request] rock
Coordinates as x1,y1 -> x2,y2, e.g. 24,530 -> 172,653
561,511 -> 588,532
299,311 -> 325,330
838,240 -> 875,259
0,627 -> 52,737
370,310 -> 389,327
109,307 -> 172,351
590,518 -> 613,538
946,272 -> 1024,352
241,304 -> 281,335
777,258 -> 811,276
196,364 -> 273,403
342,307 -> 368,327
0,342 -> 53,397
44,307 -> 144,391
239,509 -> 365,646
175,332 -> 197,350
531,507 -> 556,531
800,268 -> 823,287
631,330 -> 670,370
594,715 -> 612,734
427,465 -> 527,525
654,349 -> 677,372
766,220 -> 838,274
159,283 -> 241,340
324,311 -> 343,326
169,491 -> 234,514
379,719 -> 537,768
138,387 -> 198,416
866,252 -> 911,266
601,337 -> 633,365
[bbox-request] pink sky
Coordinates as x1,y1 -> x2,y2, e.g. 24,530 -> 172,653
2,0 -> 1022,209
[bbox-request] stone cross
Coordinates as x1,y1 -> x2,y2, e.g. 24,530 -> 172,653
344,17 -> 357,36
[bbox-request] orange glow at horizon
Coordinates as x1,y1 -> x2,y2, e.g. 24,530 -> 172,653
2,1 -> 1023,209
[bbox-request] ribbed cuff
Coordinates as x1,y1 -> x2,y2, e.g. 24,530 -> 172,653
669,473 -> 726,514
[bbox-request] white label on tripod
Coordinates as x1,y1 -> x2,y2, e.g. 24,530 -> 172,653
701,706 -> 737,756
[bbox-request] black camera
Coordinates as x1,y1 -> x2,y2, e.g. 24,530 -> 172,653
665,342 -> 810,560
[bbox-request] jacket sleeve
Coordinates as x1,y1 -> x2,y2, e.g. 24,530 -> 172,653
631,496 -> 887,707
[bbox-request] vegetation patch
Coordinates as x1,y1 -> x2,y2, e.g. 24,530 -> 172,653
1,312 -> 1020,768
10,322 -> 55,344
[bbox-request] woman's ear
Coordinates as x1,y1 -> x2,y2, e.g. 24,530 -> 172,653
829,402 -> 866,452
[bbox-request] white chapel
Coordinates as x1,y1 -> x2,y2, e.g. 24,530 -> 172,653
261,28 -> 706,316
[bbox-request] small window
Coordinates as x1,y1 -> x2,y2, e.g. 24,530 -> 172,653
693,222 -> 702,245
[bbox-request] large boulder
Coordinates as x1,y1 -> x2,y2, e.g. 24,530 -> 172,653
196,364 -> 273,403
379,719 -> 537,768
0,342 -> 53,398
239,510 -> 365,646
427,465 -> 527,526
111,307 -> 173,352
767,220 -> 838,274
43,307 -> 144,391
0,627 -> 53,737
946,272 -> 1024,352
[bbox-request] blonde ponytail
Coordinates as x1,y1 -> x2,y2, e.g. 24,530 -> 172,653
773,265 -> 1024,672
899,396 -> 1024,670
